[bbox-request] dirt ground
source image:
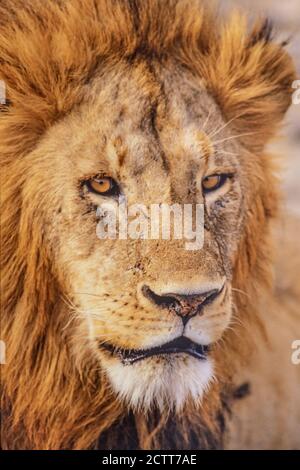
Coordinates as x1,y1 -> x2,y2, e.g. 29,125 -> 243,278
220,0 -> 300,215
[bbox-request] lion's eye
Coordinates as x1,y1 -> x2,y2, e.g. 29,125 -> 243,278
202,174 -> 228,194
86,177 -> 119,196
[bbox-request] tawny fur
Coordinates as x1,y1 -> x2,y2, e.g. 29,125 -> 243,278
0,0 -> 299,450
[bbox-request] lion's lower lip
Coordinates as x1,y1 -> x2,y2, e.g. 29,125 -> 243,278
100,336 -> 209,365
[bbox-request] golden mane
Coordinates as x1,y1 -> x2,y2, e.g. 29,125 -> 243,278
0,0 -> 295,449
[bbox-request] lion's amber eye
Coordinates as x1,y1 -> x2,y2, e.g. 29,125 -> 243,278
202,174 -> 228,194
86,177 -> 119,196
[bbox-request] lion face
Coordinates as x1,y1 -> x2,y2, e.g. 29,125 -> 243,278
34,61 -> 259,411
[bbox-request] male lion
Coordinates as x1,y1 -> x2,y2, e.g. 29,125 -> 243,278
1,0 -> 299,450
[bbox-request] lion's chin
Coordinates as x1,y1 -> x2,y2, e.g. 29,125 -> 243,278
100,353 -> 214,412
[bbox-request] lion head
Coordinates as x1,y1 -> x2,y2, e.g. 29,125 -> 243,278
0,0 -> 295,449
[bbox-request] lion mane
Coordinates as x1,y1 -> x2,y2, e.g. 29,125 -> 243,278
0,0 -> 296,449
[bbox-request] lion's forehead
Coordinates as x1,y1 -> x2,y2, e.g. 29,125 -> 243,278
69,62 -> 239,183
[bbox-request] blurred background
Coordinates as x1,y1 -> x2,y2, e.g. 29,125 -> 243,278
220,0 -> 300,215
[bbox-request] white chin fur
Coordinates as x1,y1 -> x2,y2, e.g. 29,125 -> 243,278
102,354 -> 214,412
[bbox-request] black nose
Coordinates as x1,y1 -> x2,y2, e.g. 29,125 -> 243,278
142,285 -> 222,325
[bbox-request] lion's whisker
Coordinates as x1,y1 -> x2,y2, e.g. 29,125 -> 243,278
201,106 -> 213,132
232,287 -> 250,299
208,112 -> 246,140
212,131 -> 260,146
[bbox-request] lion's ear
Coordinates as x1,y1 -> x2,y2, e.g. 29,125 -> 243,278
205,17 -> 296,152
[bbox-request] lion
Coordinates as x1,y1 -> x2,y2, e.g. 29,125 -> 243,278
0,0 -> 299,450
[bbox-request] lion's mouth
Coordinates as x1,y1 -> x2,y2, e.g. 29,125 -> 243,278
100,336 -> 209,365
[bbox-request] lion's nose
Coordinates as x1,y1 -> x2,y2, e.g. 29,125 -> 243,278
141,284 -> 223,326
